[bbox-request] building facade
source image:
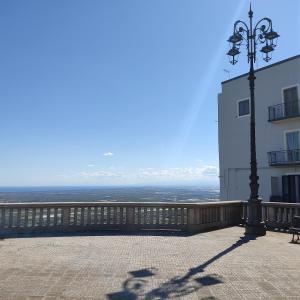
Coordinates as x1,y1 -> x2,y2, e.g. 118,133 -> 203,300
218,55 -> 300,202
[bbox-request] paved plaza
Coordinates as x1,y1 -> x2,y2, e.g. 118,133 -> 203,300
0,227 -> 299,300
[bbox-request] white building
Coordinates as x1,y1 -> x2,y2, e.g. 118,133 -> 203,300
218,54 -> 300,202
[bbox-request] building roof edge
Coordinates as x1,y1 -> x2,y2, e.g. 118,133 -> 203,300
221,54 -> 300,85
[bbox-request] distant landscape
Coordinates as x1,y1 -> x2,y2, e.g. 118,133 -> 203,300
0,186 -> 220,203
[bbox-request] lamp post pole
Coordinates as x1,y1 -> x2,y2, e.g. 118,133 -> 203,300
226,5 -> 279,236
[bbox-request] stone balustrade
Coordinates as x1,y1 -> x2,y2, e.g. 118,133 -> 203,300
0,201 -> 243,235
261,202 -> 300,229
240,201 -> 300,230
1,201 -> 299,236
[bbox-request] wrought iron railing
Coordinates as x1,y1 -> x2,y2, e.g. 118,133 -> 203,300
268,100 -> 300,121
268,149 -> 300,166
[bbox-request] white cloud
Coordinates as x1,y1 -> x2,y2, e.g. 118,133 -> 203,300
103,152 -> 114,157
79,170 -> 122,178
201,166 -> 219,176
56,174 -> 68,178
137,166 -> 219,180
55,165 -> 218,185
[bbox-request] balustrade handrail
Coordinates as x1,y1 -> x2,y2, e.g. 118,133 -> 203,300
262,201 -> 300,208
0,200 -> 241,209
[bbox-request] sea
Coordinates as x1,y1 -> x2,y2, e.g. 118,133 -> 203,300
0,186 -> 220,203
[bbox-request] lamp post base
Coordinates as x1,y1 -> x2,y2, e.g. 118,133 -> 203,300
245,223 -> 266,236
245,198 -> 266,236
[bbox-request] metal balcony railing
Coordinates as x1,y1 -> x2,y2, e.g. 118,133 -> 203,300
268,149 -> 300,166
268,100 -> 300,121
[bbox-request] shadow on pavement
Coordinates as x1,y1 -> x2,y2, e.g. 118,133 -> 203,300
0,229 -> 198,239
107,234 -> 256,300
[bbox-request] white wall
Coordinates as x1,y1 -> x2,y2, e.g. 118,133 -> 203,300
218,55 -> 300,201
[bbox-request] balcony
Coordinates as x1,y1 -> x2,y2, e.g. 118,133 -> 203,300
268,149 -> 300,166
268,100 -> 300,121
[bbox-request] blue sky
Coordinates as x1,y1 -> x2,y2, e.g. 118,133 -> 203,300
0,0 -> 299,186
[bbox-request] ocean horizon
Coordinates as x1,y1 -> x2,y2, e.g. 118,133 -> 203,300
0,185 -> 220,203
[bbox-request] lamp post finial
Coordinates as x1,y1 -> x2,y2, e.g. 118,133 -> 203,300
249,2 -> 253,18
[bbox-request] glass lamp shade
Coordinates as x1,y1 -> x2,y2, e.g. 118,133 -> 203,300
227,46 -> 240,57
227,33 -> 243,44
265,30 -> 279,48
260,44 -> 274,54
261,46 -> 273,62
265,30 -> 279,41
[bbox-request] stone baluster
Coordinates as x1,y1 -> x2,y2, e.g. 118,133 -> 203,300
220,206 -> 225,225
24,208 -> 29,228
125,206 -> 135,230
180,208 -> 184,225
46,208 -> 51,227
17,208 -> 22,227
62,207 -> 70,226
94,207 -> 98,225
87,207 -> 91,225
32,208 -> 36,227
187,208 -> 195,231
54,208 -> 58,226
113,206 -> 118,224
100,207 -> 104,224
8,208 -> 13,228
119,207 -> 124,225
38,208 -> 43,227
1,208 -> 5,228
162,208 -> 166,225
156,207 -> 160,225
174,208 -> 178,225
80,208 -> 84,225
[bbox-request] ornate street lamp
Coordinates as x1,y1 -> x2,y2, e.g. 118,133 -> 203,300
227,5 -> 279,235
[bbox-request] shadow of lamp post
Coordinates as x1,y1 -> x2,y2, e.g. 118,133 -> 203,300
226,4 -> 279,236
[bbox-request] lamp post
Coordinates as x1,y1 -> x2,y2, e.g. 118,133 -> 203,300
227,4 -> 279,236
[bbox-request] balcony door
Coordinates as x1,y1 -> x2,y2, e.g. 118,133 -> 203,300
285,131 -> 299,162
283,86 -> 299,117
282,175 -> 300,203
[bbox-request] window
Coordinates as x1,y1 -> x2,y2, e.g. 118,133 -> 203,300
238,99 -> 250,117
285,130 -> 300,162
283,86 -> 299,117
285,131 -> 299,150
282,175 -> 300,203
271,176 -> 280,197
